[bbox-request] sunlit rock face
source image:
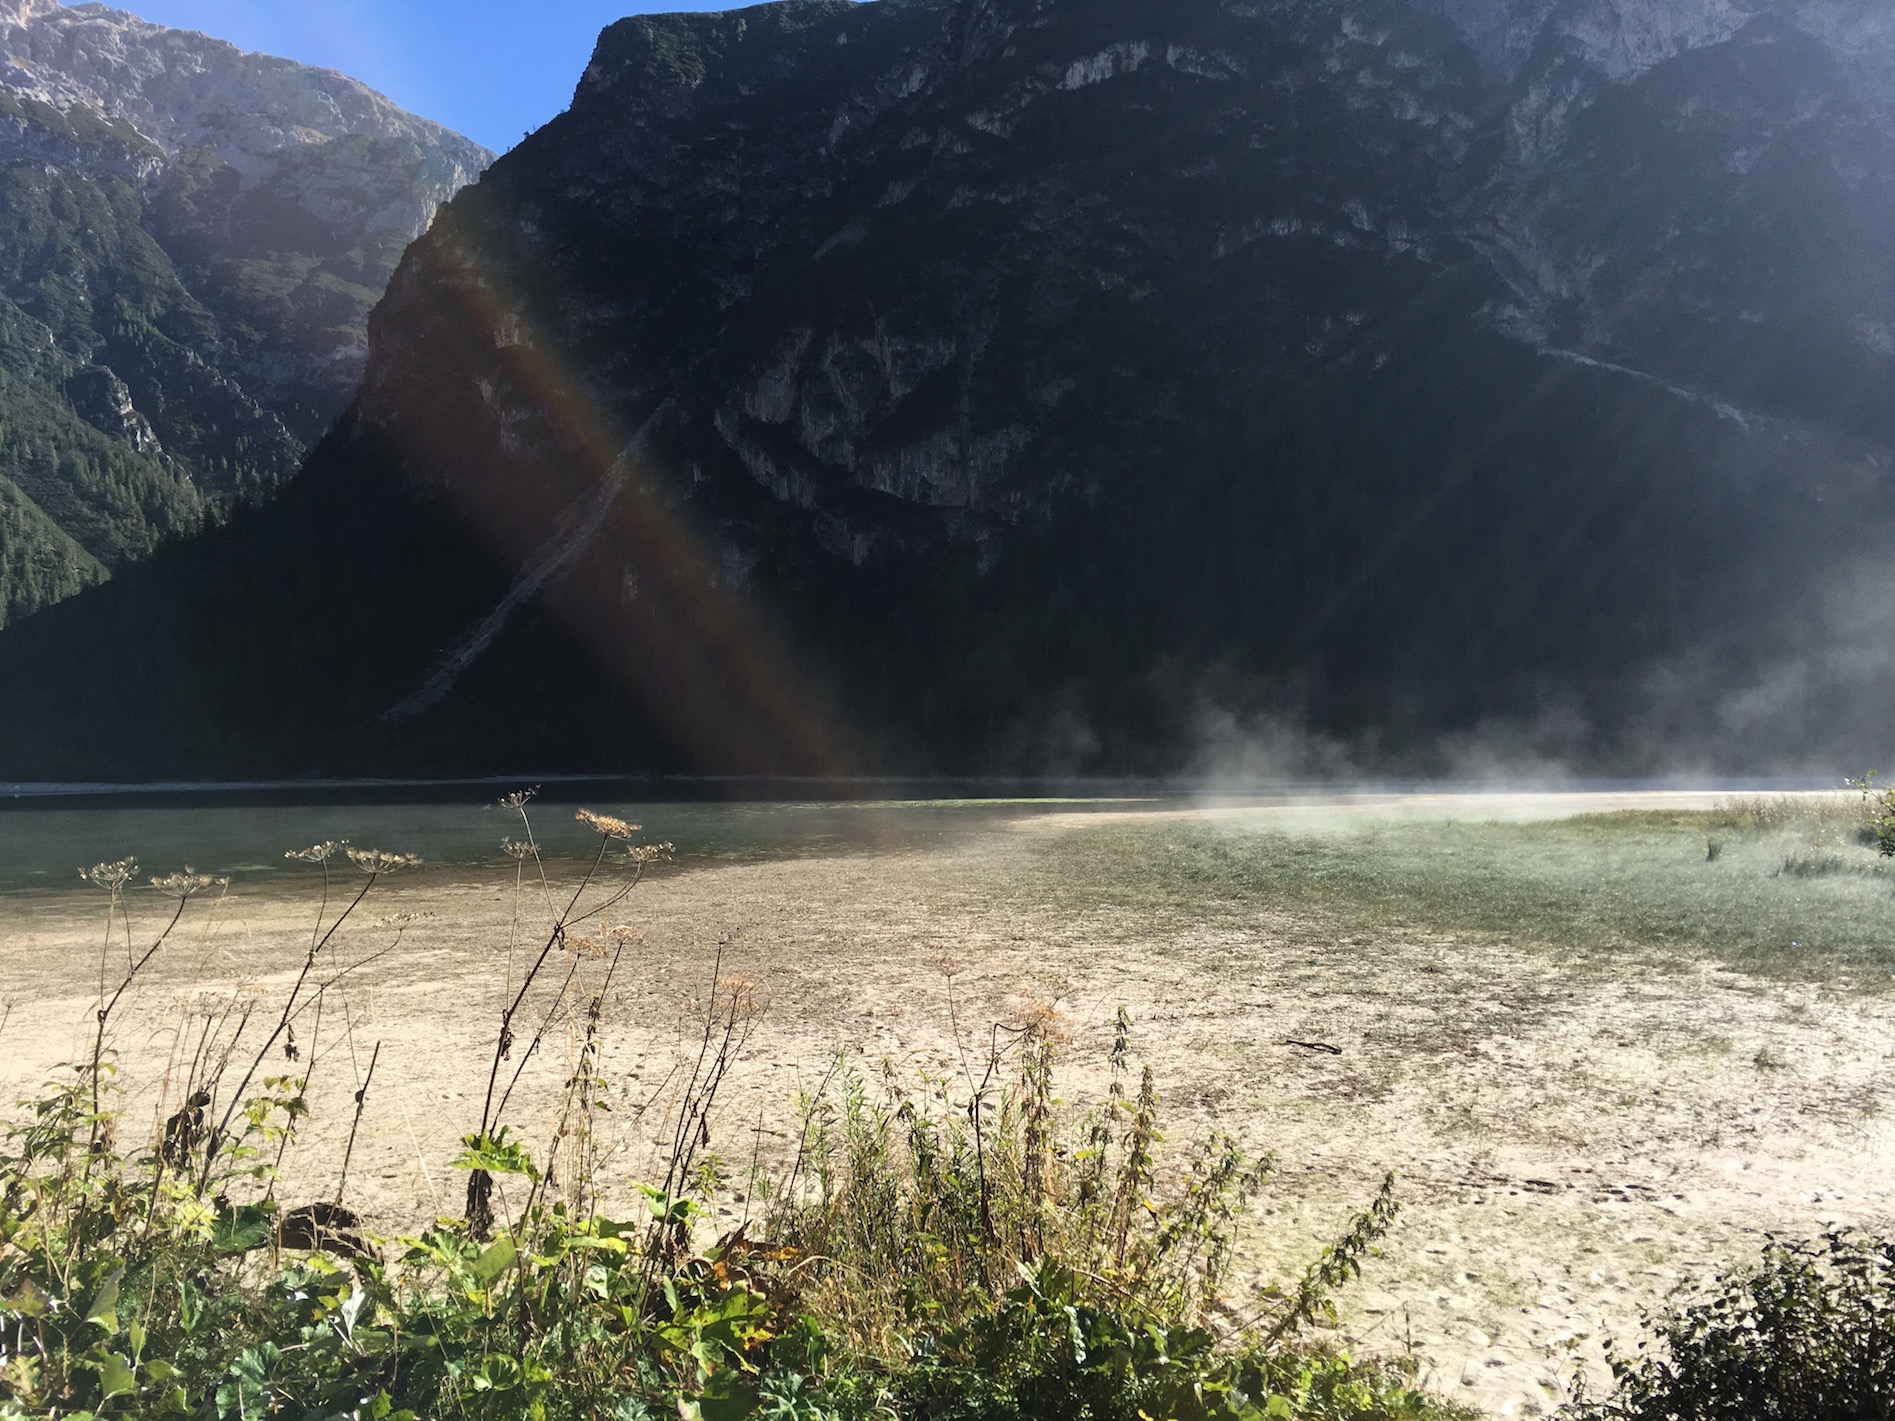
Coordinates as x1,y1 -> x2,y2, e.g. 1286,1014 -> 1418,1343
0,0 -> 489,627
0,0 -> 490,441
0,0 -> 1890,779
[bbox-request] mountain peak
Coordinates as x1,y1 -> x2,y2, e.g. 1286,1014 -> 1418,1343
0,0 -> 489,177
0,0 -> 494,628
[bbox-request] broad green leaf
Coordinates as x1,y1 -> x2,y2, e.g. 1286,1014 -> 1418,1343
695,1383 -> 761,1421
177,1278 -> 205,1336
1,1279 -> 49,1318
640,1183 -> 695,1227
453,1128 -> 540,1180
469,1353 -> 523,1392
338,1284 -> 371,1339
97,1352 -> 137,1400
84,1267 -> 124,1334
212,1201 -> 273,1255
470,1237 -> 517,1285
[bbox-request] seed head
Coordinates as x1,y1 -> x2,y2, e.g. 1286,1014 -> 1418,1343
346,848 -> 421,876
499,787 -> 539,811
286,840 -> 349,864
575,809 -> 638,840
566,935 -> 609,961
151,869 -> 229,899
80,858 -> 137,892
627,841 -> 674,866
500,836 -> 535,861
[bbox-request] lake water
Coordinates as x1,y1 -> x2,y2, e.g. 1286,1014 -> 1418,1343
0,777 -> 1825,894
0,792 -> 1172,894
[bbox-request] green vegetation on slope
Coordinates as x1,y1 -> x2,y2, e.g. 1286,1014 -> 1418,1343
0,90 -> 163,167
0,161 -> 304,495
0,61 -> 487,632
0,476 -> 100,625
0,155 -> 302,628
0,292 -> 212,626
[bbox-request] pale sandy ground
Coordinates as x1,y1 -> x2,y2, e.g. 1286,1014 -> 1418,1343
1,792 -> 1889,1419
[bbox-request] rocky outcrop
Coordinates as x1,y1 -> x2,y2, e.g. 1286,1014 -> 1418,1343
0,0 -> 1888,779
0,0 -> 489,627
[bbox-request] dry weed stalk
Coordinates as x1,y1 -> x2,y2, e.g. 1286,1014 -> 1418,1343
466,798 -> 669,1235
644,944 -> 760,1274
333,1039 -> 381,1206
80,868 -> 224,1168
196,845 -> 411,1192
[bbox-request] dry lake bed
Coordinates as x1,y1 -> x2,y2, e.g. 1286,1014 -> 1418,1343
2,790 -> 1891,1418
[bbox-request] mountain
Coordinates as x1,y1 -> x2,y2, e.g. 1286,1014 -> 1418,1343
0,0 -> 489,626
0,0 -> 1891,782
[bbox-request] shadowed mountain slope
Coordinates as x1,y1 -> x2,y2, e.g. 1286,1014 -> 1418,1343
1,0 -> 1890,780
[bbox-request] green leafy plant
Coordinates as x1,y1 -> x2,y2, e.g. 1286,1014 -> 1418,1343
1568,1230 -> 1895,1420
1850,773 -> 1895,858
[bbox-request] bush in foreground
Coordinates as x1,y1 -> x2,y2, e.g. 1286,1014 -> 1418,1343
1570,1231 -> 1895,1421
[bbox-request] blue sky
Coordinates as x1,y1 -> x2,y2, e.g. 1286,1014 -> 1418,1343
113,1 -> 742,153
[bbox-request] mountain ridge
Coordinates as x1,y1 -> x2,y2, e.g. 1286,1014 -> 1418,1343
0,0 -> 1888,779
0,0 -> 490,626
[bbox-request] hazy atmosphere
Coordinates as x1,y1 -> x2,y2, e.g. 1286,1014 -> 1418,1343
0,1 -> 1891,1418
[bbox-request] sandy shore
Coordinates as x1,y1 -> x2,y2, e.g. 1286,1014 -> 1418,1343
1,794 -> 1888,1419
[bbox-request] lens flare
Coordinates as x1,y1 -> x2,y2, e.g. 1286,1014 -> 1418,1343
368,238 -> 861,779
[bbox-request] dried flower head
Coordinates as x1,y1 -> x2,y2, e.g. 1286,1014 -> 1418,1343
346,848 -> 421,876
565,935 -> 609,961
80,858 -> 137,892
499,787 -> 539,811
500,836 -> 536,861
717,975 -> 762,1020
150,869 -> 229,900
627,841 -> 674,866
286,840 -> 349,864
606,925 -> 641,945
575,809 -> 638,840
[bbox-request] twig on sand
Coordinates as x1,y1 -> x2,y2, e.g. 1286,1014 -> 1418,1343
1284,1039 -> 1343,1056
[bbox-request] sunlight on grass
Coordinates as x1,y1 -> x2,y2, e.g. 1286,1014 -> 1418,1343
1023,801 -> 1895,986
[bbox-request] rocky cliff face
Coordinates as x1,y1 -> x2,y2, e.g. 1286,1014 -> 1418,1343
0,0 -> 489,626
0,0 -> 1889,779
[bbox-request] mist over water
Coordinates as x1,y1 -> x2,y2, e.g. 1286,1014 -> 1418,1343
1176,554 -> 1895,788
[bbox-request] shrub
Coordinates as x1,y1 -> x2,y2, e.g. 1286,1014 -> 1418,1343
1568,1231 -> 1895,1420
1850,775 -> 1895,858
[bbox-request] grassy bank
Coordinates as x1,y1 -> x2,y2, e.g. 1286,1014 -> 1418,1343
1028,795 -> 1894,985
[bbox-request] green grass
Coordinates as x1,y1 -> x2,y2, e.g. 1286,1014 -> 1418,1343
1025,803 -> 1895,986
